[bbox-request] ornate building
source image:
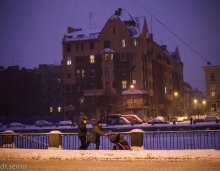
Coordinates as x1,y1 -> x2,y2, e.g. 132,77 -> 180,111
62,8 -> 184,120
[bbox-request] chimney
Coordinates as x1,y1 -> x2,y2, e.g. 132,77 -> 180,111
118,8 -> 122,15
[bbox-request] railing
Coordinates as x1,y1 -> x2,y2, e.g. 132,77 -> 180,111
0,133 -> 49,149
143,130 -> 220,150
0,130 -> 219,150
61,133 -> 131,150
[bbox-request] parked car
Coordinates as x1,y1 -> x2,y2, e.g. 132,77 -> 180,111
106,114 -> 122,125
56,120 -> 74,127
119,117 -> 131,125
122,114 -> 143,124
156,116 -> 164,121
193,117 -> 205,124
35,120 -> 53,127
204,116 -> 220,123
9,122 -> 26,128
148,119 -> 169,125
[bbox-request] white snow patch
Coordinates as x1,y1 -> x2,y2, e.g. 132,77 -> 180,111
129,129 -> 144,133
0,149 -> 220,161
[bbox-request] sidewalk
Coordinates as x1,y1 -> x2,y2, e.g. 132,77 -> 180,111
1,148 -> 220,161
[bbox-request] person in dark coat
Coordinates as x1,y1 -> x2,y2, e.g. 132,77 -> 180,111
77,116 -> 88,149
86,121 -> 108,150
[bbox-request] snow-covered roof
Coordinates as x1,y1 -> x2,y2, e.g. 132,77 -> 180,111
100,48 -> 115,53
122,89 -> 148,95
63,28 -> 101,42
109,9 -> 146,38
63,9 -> 146,42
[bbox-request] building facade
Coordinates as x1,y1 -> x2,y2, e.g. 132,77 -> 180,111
0,64 -> 64,124
203,65 -> 220,115
62,8 -> 184,120
0,66 -> 42,123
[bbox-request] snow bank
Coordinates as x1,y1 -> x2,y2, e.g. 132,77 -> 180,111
0,149 -> 220,161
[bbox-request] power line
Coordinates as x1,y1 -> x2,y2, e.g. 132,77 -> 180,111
135,0 -> 211,65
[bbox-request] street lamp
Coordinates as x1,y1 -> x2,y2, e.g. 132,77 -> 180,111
194,99 -> 199,120
173,91 -> 179,116
174,91 -> 179,97
130,84 -> 135,113
202,100 -> 206,105
130,84 -> 135,89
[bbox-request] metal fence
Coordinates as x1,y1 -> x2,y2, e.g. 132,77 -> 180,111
0,130 -> 220,150
143,130 -> 220,150
0,133 -> 49,149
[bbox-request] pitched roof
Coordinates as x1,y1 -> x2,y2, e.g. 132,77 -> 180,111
63,8 -> 146,43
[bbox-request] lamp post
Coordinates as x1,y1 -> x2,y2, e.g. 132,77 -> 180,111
173,91 -> 179,116
130,84 -> 135,113
194,99 -> 199,120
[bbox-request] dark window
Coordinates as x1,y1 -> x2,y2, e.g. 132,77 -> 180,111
105,67 -> 109,76
76,44 -> 79,52
90,41 -> 94,50
105,81 -> 110,88
113,28 -> 116,34
67,73 -> 71,78
89,83 -> 96,89
210,73 -> 215,81
81,43 -> 84,51
65,84 -> 73,92
104,40 -> 110,48
121,68 -> 127,76
66,44 -> 71,52
120,53 -> 127,61
89,69 -> 95,77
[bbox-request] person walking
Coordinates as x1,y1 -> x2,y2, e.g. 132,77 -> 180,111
86,121 -> 108,150
77,115 -> 88,149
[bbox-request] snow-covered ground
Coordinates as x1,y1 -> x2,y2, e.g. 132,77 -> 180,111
1,148 -> 220,161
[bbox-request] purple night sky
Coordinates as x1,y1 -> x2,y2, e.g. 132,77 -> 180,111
0,0 -> 220,94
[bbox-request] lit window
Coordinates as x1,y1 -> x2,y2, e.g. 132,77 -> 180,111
105,54 -> 113,62
122,39 -> 126,47
76,69 -> 80,78
132,80 -> 136,85
50,107 -> 53,113
82,69 -> 85,78
134,39 -> 138,46
211,90 -> 216,97
122,80 -> 127,89
90,55 -> 95,63
165,86 -> 167,94
67,57 -> 71,65
110,53 -> 113,60
57,78 -> 61,84
58,106 -> 61,113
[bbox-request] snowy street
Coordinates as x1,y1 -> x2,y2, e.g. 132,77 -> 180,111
0,148 -> 220,171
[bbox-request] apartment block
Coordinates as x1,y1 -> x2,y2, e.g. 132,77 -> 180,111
62,8 -> 184,120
